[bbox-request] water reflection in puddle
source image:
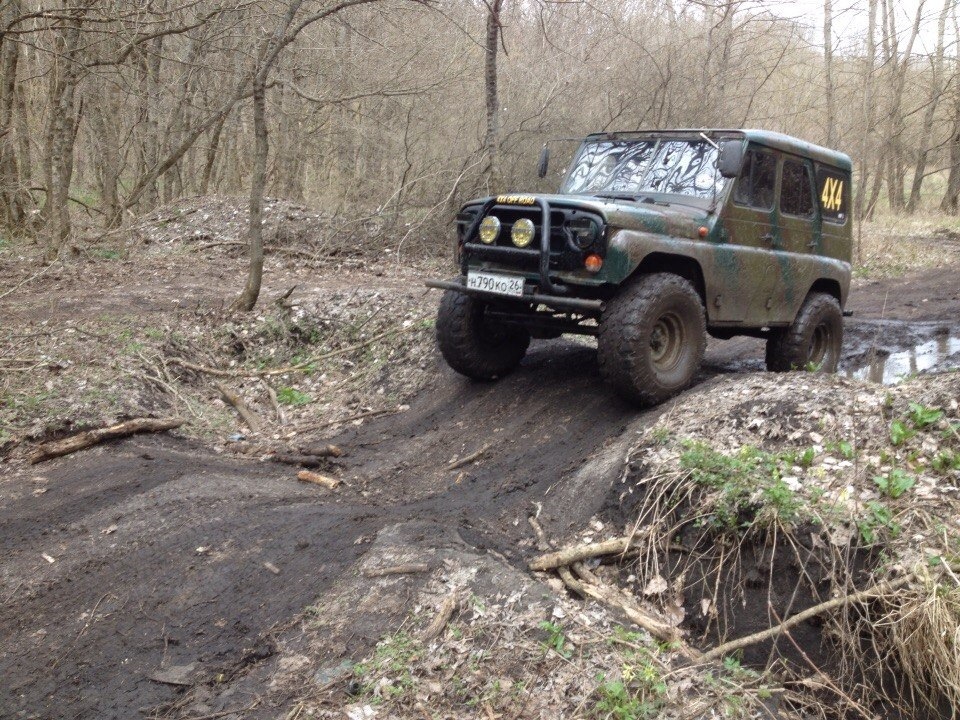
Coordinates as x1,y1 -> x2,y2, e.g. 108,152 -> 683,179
844,333 -> 960,385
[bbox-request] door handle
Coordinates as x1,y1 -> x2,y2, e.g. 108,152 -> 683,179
760,233 -> 775,245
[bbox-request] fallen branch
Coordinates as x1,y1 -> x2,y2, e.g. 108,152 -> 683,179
270,454 -> 329,468
296,469 -> 341,489
568,562 -> 694,653
263,380 -> 285,425
700,573 -> 915,662
215,382 -> 262,432
29,418 -> 183,464
0,261 -> 57,302
170,321 -> 422,379
529,536 -> 634,572
362,563 -> 429,578
300,444 -> 343,458
421,592 -> 460,641
446,443 -> 491,471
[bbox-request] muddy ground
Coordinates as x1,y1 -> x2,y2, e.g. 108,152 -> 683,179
1,226 -> 959,718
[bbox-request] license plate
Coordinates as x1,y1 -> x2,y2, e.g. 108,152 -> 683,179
466,271 -> 525,298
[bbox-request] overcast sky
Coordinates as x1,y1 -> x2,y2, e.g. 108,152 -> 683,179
749,0 -> 950,54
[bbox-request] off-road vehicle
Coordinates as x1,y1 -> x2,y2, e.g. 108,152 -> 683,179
426,129 -> 852,405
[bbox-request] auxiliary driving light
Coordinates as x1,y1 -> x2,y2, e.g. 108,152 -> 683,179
479,216 -> 501,244
511,218 -> 535,248
584,254 -> 603,273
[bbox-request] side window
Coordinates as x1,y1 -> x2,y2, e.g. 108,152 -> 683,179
732,150 -> 777,210
780,159 -> 814,217
815,166 -> 850,224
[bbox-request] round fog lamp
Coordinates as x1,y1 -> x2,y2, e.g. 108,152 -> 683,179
479,216 -> 501,244
511,218 -> 535,248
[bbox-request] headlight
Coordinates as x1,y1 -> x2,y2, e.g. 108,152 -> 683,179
567,216 -> 599,249
479,216 -> 500,244
511,218 -> 535,248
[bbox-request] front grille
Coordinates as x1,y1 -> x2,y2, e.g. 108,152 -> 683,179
457,202 -> 605,275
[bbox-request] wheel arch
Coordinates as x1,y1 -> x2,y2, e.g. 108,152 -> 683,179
806,278 -> 843,304
630,253 -> 707,307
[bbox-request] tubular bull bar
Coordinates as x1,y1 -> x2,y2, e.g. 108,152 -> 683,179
424,196 -> 605,314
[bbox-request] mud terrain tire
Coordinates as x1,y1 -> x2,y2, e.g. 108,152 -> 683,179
598,273 -> 706,405
765,292 -> 843,372
436,290 -> 530,380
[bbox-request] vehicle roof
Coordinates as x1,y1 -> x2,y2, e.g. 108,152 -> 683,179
582,128 -> 853,172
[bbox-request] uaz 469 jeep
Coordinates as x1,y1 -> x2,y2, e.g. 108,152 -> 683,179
426,129 -> 852,405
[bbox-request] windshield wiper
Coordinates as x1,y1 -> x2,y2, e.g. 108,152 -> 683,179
592,192 -> 639,201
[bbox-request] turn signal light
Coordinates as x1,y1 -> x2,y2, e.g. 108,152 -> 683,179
584,254 -> 603,272
698,226 -> 708,238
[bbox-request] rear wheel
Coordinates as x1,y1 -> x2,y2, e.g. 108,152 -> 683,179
598,273 -> 706,405
765,292 -> 843,372
436,290 -> 530,380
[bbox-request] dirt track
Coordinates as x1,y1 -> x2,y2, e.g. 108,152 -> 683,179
1,266 -> 959,719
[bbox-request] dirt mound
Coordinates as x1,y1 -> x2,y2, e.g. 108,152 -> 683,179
543,369 -> 960,716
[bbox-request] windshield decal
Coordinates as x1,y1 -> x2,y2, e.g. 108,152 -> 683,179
561,138 -> 726,200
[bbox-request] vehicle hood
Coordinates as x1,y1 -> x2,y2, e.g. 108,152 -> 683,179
467,193 -> 708,239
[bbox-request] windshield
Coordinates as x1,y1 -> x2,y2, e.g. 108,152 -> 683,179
560,138 -> 726,200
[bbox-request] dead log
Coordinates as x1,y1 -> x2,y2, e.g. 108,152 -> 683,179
215,382 -> 263,432
296,469 -> 341,489
29,418 -> 183,464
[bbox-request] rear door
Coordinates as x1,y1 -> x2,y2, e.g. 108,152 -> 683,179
776,156 -> 819,315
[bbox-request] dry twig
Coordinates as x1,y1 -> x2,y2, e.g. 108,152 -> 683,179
446,443 -> 491,471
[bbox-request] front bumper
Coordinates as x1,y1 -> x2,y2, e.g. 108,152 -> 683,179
424,277 -> 605,314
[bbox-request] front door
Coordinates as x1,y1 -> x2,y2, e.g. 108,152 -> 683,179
716,146 -> 782,325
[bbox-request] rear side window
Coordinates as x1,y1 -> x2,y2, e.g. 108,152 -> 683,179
733,150 -> 777,210
780,159 -> 814,217
815,166 -> 850,224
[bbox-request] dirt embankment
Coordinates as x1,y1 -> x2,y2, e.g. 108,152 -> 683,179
2,202 -> 960,719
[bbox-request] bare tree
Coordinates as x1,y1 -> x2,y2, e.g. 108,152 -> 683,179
483,0 -> 505,193
908,0 -> 952,212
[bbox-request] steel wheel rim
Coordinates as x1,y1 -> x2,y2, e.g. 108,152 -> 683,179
809,324 -> 831,366
650,312 -> 684,371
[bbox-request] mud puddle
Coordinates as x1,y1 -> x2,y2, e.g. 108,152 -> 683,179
841,321 -> 960,385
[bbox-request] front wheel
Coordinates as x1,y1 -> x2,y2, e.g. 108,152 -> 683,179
765,292 -> 843,372
436,290 -> 530,380
598,273 -> 706,406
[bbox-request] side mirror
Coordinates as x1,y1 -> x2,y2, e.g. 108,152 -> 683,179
717,140 -> 744,178
537,144 -> 550,179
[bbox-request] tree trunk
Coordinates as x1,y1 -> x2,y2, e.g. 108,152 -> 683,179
43,4 -> 84,261
907,0 -> 951,212
233,75 -> 268,311
855,0 -> 879,222
0,0 -> 27,231
483,0 -> 505,193
823,0 -> 835,146
884,0 -> 924,214
941,4 -> 960,212
199,112 -> 228,195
